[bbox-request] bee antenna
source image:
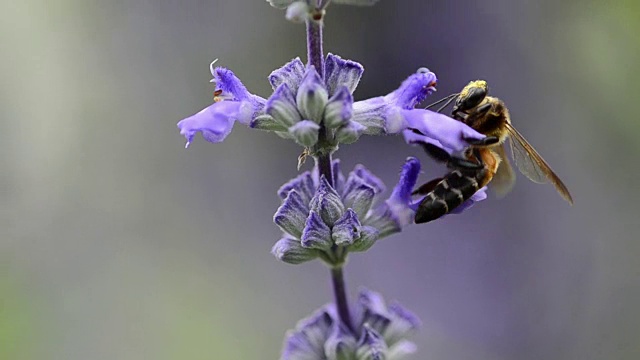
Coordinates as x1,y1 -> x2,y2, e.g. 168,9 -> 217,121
424,93 -> 458,110
209,58 -> 219,82
435,95 -> 458,113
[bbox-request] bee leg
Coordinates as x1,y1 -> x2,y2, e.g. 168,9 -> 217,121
464,136 -> 500,146
415,141 -> 451,163
448,156 -> 484,170
416,141 -> 484,170
451,110 -> 468,121
474,103 -> 492,115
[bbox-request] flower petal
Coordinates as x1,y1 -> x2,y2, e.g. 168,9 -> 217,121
350,68 -> 437,135
335,120 -> 366,145
383,69 -> 437,110
212,67 -> 253,102
289,120 -> 321,147
250,114 -> 288,132
301,211 -> 332,250
331,209 -> 362,246
402,128 -> 445,152
342,173 -> 376,219
348,226 -> 379,253
281,306 -> 335,359
297,67 -> 329,123
324,323 -> 357,360
324,53 -> 364,96
270,57 -> 307,93
309,176 -> 345,227
177,101 -> 241,147
267,83 -> 303,127
278,171 -> 316,204
324,86 -> 354,129
362,205 -> 402,240
384,157 -> 421,228
357,289 -> 388,320
355,324 -> 388,360
383,302 -> 421,346
272,236 -> 319,265
351,97 -> 388,135
352,165 -> 386,195
401,108 -> 485,152
274,190 -> 310,239
332,159 -> 346,195
386,340 -> 417,360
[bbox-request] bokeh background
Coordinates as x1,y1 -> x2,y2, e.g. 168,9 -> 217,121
2,0 -> 640,359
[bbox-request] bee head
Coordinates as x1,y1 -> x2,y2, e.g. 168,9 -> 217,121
454,80 -> 489,113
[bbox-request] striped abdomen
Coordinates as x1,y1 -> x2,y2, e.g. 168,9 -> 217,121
414,168 -> 488,224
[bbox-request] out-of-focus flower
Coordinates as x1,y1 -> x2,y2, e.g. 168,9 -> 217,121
280,288 -> 419,360
267,0 -> 381,12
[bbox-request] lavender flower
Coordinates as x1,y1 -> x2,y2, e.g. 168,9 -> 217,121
271,157 -> 485,265
177,56 -> 485,155
281,288 -> 419,360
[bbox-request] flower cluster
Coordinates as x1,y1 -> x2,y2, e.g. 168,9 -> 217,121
281,288 -> 420,360
272,158 -> 486,265
272,159 -> 415,265
177,55 -> 486,156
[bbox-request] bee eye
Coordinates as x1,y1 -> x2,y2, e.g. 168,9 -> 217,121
416,67 -> 431,74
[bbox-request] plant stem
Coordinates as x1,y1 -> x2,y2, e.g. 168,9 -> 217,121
306,13 -> 355,334
331,266 -> 356,333
306,18 -> 324,78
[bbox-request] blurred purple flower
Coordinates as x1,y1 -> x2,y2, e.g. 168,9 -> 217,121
280,288 -> 418,360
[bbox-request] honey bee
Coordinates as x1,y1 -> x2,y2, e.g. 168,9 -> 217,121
411,80 -> 573,224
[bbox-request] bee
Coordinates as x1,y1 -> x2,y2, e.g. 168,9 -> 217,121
411,80 -> 573,224
411,141 -> 499,224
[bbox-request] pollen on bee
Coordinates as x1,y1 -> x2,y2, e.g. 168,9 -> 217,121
213,89 -> 223,102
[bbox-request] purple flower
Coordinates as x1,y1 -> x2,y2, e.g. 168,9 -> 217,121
351,68 -> 486,153
178,54 -> 368,148
272,157 -> 486,265
177,64 -> 266,147
177,56 -> 484,155
280,288 -> 418,360
272,161 -> 381,266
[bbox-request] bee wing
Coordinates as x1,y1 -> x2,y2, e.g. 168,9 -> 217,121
490,144 -> 516,198
505,123 -> 573,204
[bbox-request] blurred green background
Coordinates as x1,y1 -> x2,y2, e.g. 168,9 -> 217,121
2,1 -> 639,359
